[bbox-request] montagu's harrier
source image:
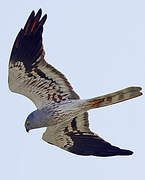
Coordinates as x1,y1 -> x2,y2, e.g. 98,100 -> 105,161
8,9 -> 142,157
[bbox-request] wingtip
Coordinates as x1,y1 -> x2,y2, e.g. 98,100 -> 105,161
38,8 -> 42,12
44,14 -> 47,20
36,8 -> 42,17
23,9 -> 47,35
38,13 -> 47,28
31,10 -> 35,15
119,149 -> 133,156
128,150 -> 134,155
10,9 -> 46,68
29,10 -> 35,20
31,9 -> 41,16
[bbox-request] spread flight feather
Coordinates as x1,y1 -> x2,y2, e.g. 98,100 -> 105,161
8,9 -> 142,157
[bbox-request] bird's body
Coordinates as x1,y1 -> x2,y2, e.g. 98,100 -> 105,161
26,87 -> 141,131
26,99 -> 87,130
9,9 -> 142,157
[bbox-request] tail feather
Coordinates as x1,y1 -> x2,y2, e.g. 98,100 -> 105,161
88,86 -> 142,109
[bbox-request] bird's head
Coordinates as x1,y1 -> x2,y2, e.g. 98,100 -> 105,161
24,110 -> 47,132
24,112 -> 35,132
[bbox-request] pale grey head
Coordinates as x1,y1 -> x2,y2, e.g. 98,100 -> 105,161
25,110 -> 39,132
25,107 -> 56,132
25,109 -> 48,132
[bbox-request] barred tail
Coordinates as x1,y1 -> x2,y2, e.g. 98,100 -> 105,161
87,86 -> 142,109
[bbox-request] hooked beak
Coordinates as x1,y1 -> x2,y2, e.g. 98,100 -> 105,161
25,119 -> 30,132
26,127 -> 29,133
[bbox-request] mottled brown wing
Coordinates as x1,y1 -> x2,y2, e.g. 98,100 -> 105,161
42,112 -> 133,157
8,9 -> 79,109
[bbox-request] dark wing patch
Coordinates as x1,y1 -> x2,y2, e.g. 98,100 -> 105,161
71,118 -> 77,131
67,133 -> 133,157
42,112 -> 133,157
9,9 -> 79,109
10,9 -> 47,72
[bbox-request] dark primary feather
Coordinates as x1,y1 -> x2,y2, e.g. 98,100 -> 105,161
10,9 -> 47,72
64,117 -> 133,157
67,133 -> 133,157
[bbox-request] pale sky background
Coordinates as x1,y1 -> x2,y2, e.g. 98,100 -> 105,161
0,0 -> 145,180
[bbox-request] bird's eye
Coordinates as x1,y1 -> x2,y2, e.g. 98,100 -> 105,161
26,120 -> 30,125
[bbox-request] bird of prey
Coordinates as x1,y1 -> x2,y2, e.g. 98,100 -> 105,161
8,9 -> 142,157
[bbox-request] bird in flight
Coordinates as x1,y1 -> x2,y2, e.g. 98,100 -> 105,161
8,9 -> 142,157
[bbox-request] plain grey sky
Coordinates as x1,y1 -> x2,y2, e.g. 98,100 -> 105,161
1,0 -> 145,180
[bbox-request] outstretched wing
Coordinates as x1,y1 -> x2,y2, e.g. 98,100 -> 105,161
42,112 -> 133,157
8,9 -> 79,109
